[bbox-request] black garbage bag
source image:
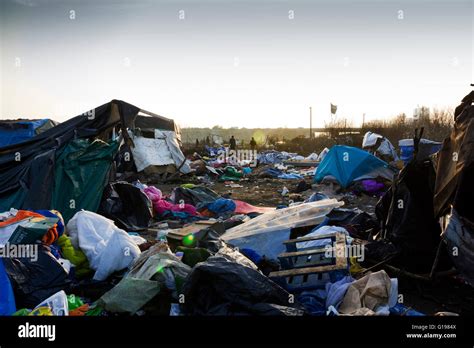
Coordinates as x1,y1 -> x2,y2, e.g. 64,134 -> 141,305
171,186 -> 220,209
3,244 -> 70,309
98,181 -> 153,231
193,226 -> 226,253
181,256 -> 305,316
325,208 -> 379,239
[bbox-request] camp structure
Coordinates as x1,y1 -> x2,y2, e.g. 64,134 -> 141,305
0,119 -> 58,147
433,89 -> 474,285
314,145 -> 396,188
0,100 -> 189,222
126,109 -> 191,176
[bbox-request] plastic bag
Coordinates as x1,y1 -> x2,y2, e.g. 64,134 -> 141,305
67,211 -> 141,281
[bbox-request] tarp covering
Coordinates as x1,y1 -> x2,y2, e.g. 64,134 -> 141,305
375,155 -> 442,272
52,139 -> 119,223
0,119 -> 56,147
129,130 -> 190,174
434,90 -> 474,222
0,100 -> 140,216
314,145 -> 395,188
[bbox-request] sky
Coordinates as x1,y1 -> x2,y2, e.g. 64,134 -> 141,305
0,0 -> 472,128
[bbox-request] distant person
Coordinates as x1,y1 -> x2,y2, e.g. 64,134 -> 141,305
195,138 -> 199,148
229,135 -> 236,151
206,136 -> 211,145
250,137 -> 257,151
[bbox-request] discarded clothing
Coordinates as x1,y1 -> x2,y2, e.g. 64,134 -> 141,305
325,275 -> 354,310
219,166 -> 243,182
205,198 -> 236,216
56,234 -> 92,278
0,210 -> 60,246
145,186 -> 197,216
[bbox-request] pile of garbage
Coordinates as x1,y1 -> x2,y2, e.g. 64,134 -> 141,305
1,90 -> 473,317
0,190 -> 412,317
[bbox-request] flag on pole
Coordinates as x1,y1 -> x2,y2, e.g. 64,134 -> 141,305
330,103 -> 337,114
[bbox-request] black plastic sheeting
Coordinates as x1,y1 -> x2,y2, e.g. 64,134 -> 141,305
171,186 -> 220,209
98,181 -> 154,231
375,158 -> 446,272
324,208 -> 379,239
181,256 -> 305,316
134,114 -> 177,133
3,245 -> 70,309
0,100 -> 140,211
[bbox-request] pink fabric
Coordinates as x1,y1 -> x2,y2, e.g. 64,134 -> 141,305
234,200 -> 274,214
144,186 -> 162,202
154,199 -> 197,216
144,186 -> 197,216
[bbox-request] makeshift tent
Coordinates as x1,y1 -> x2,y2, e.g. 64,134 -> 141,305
126,110 -> 190,174
314,145 -> 395,188
434,89 -> 474,285
0,119 -> 57,147
0,100 -> 188,222
129,129 -> 190,175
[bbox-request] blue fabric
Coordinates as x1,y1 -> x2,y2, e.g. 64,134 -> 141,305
49,244 -> 62,259
240,248 -> 262,264
325,275 -> 354,309
0,258 -> 16,315
206,198 -> 236,215
297,291 -> 327,316
264,167 -> 303,180
0,119 -> 49,147
242,167 -> 252,175
257,151 -> 296,164
278,173 -> 303,180
314,145 -> 390,188
305,192 -> 329,202
389,303 -> 425,316
34,210 -> 64,236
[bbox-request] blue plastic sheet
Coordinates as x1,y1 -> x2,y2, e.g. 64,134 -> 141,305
0,258 -> 16,315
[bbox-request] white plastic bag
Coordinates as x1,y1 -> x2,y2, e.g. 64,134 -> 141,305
67,211 -> 141,281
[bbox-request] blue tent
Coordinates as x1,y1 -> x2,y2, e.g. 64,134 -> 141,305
314,145 -> 394,188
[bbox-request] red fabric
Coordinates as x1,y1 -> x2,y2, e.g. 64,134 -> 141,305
233,200 -> 274,214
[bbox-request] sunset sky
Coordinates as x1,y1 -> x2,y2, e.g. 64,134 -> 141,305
1,0 -> 472,128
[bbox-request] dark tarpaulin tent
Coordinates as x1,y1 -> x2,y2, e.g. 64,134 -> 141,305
0,100 -> 140,220
433,90 -> 474,284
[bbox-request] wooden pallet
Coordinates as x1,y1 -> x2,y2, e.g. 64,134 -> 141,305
269,232 -> 348,280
